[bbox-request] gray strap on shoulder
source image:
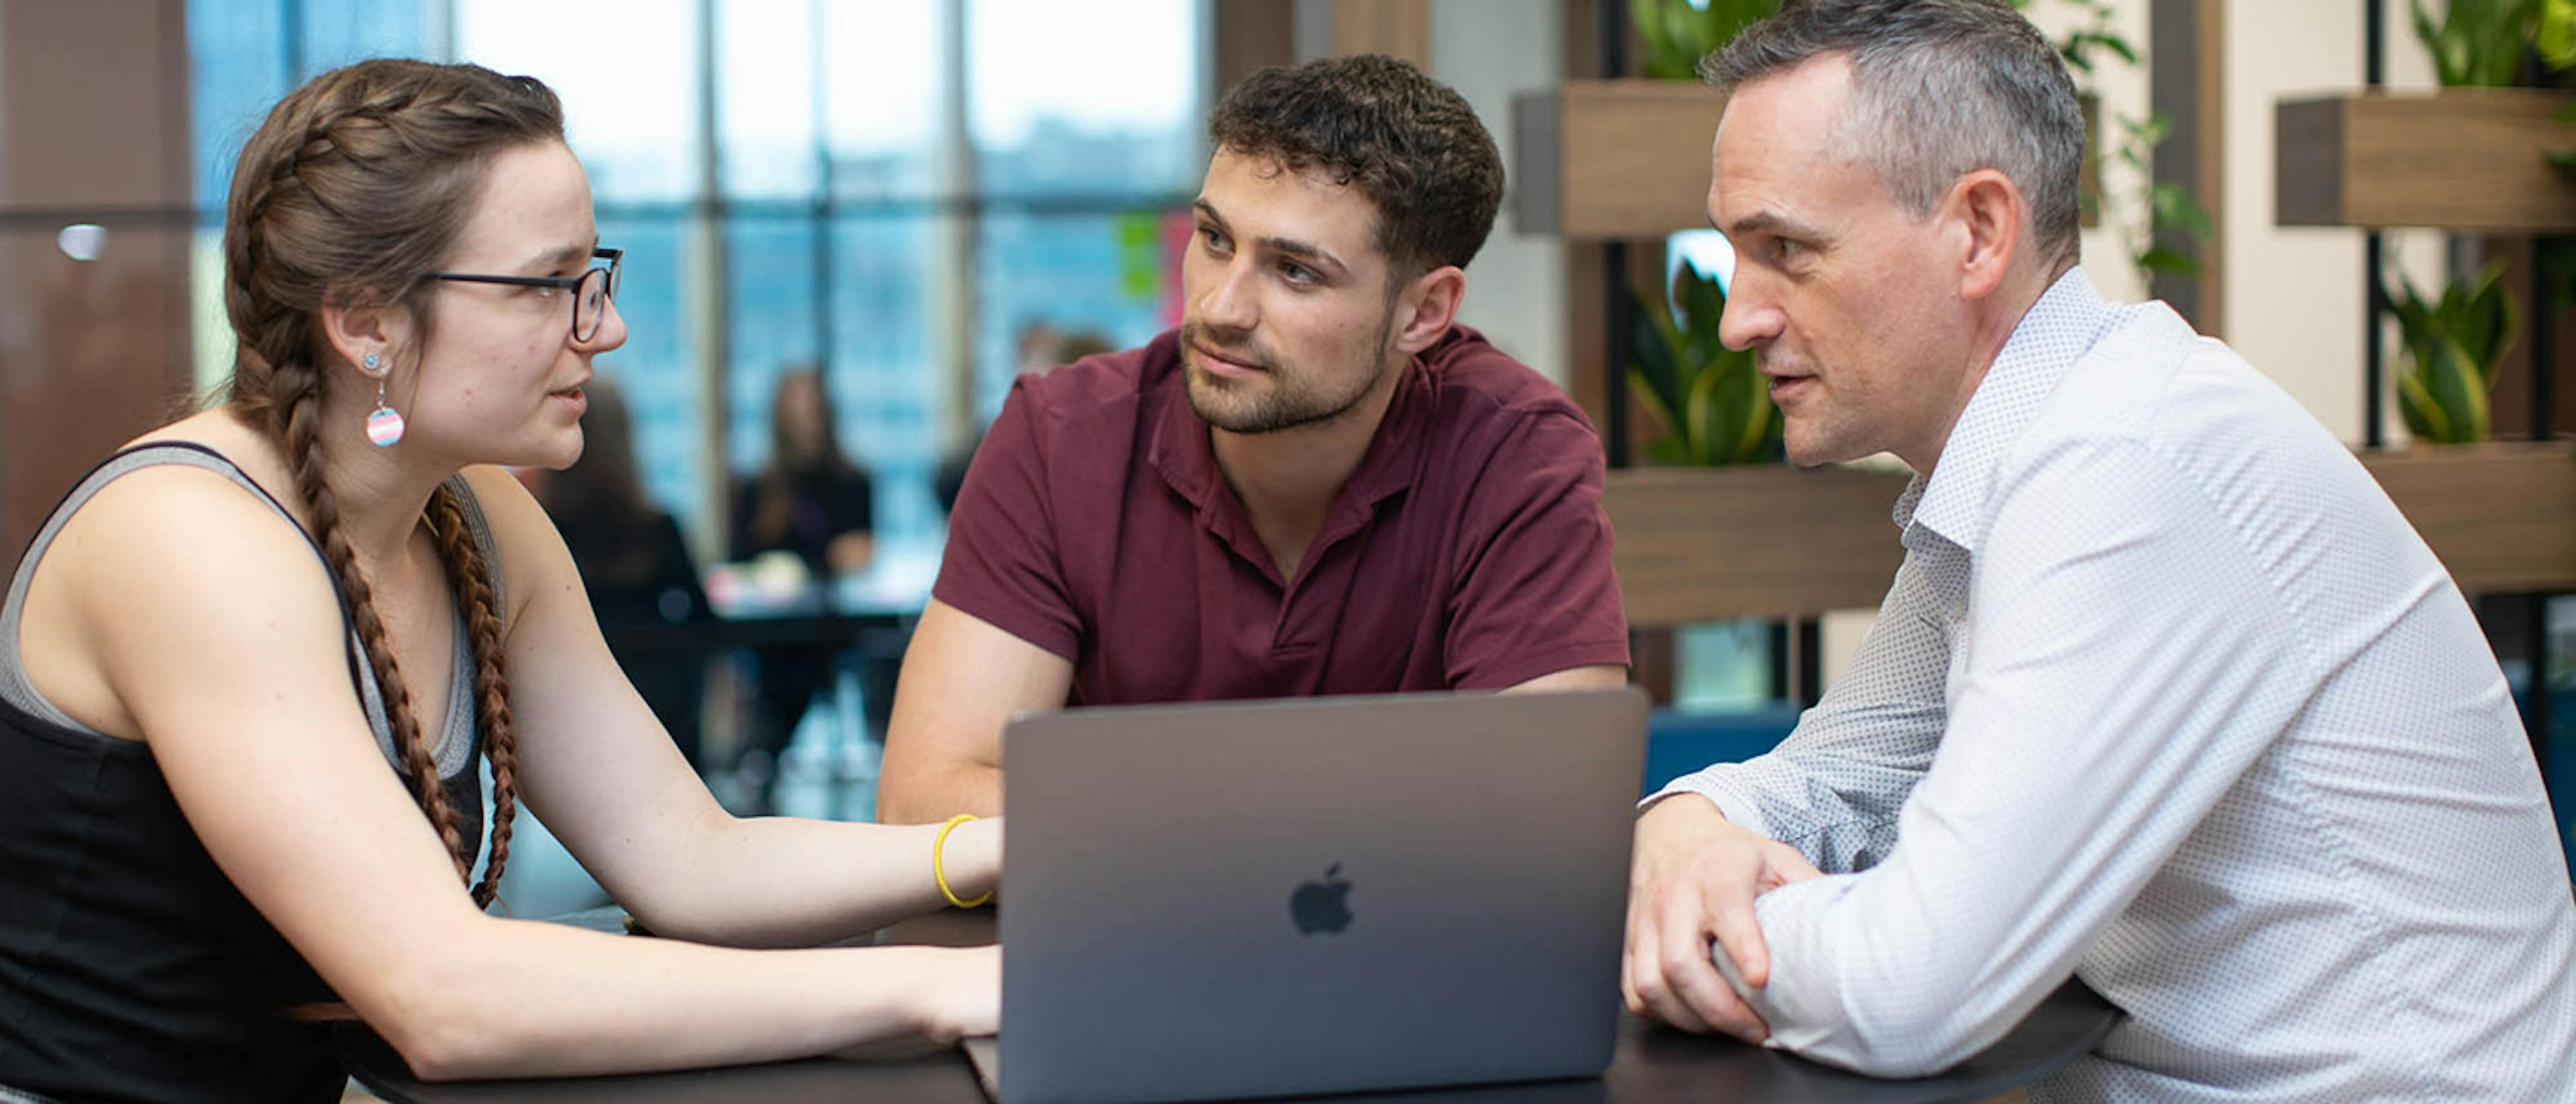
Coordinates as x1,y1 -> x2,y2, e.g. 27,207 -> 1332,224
0,445 -> 311,731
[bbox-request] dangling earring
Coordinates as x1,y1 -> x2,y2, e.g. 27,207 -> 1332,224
362,353 -> 405,447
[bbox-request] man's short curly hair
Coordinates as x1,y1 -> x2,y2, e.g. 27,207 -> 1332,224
1208,54 -> 1505,281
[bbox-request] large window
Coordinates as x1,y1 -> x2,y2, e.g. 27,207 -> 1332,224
967,0 -> 1201,420
186,0 -> 1206,556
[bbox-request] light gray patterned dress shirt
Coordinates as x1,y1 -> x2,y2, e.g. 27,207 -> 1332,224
1655,268 -> 2576,1101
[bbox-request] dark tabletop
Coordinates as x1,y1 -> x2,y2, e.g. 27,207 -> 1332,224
341,909 -> 2119,1104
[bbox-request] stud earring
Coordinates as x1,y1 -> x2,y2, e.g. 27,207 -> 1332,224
362,353 -> 405,447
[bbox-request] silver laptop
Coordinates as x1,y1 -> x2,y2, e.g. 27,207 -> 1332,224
965,687 -> 1648,1104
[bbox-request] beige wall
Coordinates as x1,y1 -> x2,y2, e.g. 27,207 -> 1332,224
1430,0 -> 1571,387
2023,0 -> 2157,309
2226,0 -> 2447,449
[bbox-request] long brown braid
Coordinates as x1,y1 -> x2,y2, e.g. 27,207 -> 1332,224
220,60 -> 561,905
430,489 -> 519,907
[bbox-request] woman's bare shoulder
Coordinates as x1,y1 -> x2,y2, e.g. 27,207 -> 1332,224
46,406 -> 340,619
21,431 -> 350,737
54,443 -> 335,604
119,407 -> 301,506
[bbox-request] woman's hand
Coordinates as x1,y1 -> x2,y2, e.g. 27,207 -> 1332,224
832,944 -> 1000,1060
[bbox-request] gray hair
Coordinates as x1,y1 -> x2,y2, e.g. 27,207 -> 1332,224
1702,0 -> 2084,269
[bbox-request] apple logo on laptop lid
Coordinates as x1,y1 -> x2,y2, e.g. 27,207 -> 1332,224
1290,863 -> 1354,936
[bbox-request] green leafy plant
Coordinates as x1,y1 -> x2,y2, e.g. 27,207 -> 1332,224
2013,0 -> 2214,287
1629,0 -> 1780,81
2108,112 -> 2216,278
2386,262 -> 2520,444
2031,0 -> 2137,77
1629,261 -> 1782,465
2548,101 -> 2576,174
2414,0 -> 2544,87
2542,0 -> 2576,69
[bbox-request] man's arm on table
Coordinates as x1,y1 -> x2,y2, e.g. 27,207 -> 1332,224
1505,665 -> 1628,692
874,599 -> 1071,824
1624,563 -> 1950,1042
1682,440 -> 2309,1076
883,371 -> 1079,824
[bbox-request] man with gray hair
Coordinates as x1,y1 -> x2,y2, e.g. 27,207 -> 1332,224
1621,0 -> 2576,1097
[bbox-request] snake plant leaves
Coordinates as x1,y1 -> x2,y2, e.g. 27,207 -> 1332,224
1630,0 -> 1779,81
2545,0 -> 2576,69
2413,0 -> 2544,87
2387,262 -> 2517,445
1628,260 -> 1782,466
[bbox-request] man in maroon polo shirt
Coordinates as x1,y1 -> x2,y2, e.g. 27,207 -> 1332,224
876,54 -> 1631,824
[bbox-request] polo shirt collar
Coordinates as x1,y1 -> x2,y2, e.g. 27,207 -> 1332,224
1902,266 -> 2117,556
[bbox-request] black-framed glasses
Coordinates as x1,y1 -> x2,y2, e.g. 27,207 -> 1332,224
429,247 -> 623,342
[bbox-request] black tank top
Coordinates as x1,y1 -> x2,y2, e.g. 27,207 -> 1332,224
0,443 -> 496,1103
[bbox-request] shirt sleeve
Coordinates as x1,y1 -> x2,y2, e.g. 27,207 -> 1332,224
930,380 -> 1083,660
1647,557 -> 1950,873
1442,409 -> 1631,689
1725,437 -> 2314,1077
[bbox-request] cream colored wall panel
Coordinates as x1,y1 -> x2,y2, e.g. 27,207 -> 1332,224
1432,0 -> 1570,387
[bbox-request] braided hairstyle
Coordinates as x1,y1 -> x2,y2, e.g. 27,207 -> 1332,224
222,59 -> 562,907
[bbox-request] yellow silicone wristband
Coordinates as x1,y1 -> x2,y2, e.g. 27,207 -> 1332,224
933,814 -> 993,909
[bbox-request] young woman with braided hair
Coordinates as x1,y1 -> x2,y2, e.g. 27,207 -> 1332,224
0,59 -> 996,1103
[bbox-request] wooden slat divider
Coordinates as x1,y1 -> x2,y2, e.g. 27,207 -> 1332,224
2361,441 -> 2576,594
1605,442 -> 2576,626
1603,465 -> 1909,626
2275,89 -> 2576,232
1513,80 -> 1727,239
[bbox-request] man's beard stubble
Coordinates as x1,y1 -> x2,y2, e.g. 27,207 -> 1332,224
1179,315 -> 1397,436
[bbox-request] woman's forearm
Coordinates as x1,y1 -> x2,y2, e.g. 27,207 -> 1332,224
386,916 -> 992,1080
631,815 -> 1000,948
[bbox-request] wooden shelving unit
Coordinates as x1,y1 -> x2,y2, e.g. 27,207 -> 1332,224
2267,86 -> 2576,589
1511,80 -> 1728,239
2276,89 -> 2576,232
1601,441 -> 2576,626
2362,441 -> 2576,594
1603,464 -> 1909,626
2269,65 -> 2576,776
1511,81 -> 2109,243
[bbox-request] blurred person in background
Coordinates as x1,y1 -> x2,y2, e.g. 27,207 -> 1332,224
733,366 -> 873,577
935,324 -> 1117,516
729,366 -> 877,812
533,376 -> 710,765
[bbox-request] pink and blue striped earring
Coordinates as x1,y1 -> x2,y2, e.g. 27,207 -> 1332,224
362,353 -> 405,447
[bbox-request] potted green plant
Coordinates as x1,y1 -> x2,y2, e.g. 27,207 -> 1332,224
1630,0 -> 1779,81
2416,0 -> 2544,88
2010,0 -> 2216,286
1629,261 -> 1782,465
2282,0 -> 2576,230
2385,262 -> 2519,443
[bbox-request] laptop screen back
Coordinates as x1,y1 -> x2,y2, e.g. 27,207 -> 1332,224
992,687 -> 1648,1104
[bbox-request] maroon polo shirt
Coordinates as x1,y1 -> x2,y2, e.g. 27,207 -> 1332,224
934,325 -> 1629,706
